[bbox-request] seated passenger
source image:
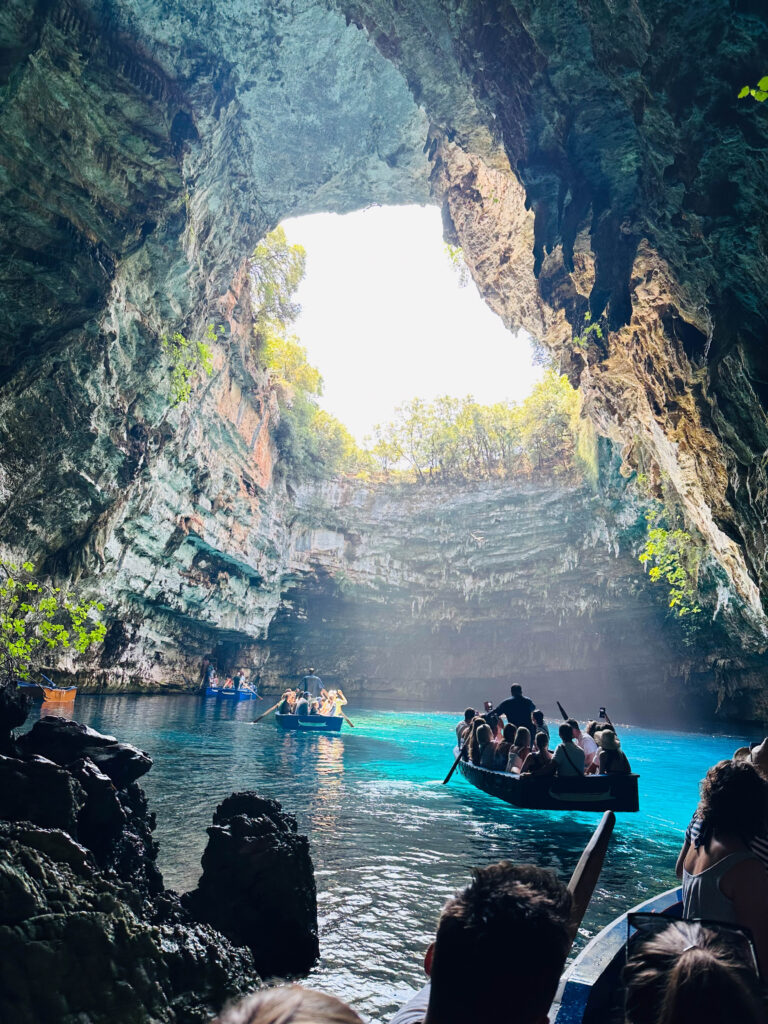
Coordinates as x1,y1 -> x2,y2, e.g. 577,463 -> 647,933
222,676 -> 234,690
212,985 -> 363,1024
531,708 -> 549,741
597,729 -> 631,774
623,919 -> 765,1024
676,760 -> 768,974
308,699 -> 320,715
476,724 -> 495,769
553,722 -> 585,777
506,726 -> 531,773
295,692 -> 310,716
569,718 -> 598,773
493,723 -> 516,771
276,690 -> 294,715
456,707 -> 475,745
465,717 -> 486,763
520,731 -> 554,775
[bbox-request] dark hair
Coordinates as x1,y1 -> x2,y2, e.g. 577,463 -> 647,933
213,986 -> 362,1024
558,722 -> 573,744
503,723 -> 516,743
510,684 -> 522,697
428,862 -> 572,1024
624,920 -> 765,1024
586,720 -> 599,737
535,730 -> 549,752
513,726 -> 531,748
485,712 -> 500,734
697,759 -> 768,847
532,708 -> 544,723
567,718 -> 579,732
463,707 -> 475,722
467,717 -> 486,765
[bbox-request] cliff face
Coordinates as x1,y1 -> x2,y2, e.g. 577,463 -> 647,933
1,1 -> 768,718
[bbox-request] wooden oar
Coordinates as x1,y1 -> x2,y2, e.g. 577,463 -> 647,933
253,699 -> 282,724
340,710 -> 355,728
557,700 -> 570,720
442,732 -> 471,785
565,810 -> 616,946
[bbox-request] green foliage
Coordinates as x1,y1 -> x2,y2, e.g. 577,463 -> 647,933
443,243 -> 470,288
251,227 -> 307,346
572,311 -> 605,349
738,76 -> 768,103
368,371 -> 584,483
638,502 -> 702,617
0,560 -> 106,685
161,325 -> 217,406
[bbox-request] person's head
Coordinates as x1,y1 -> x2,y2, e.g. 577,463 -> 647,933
426,862 -> 572,1024
503,723 -> 516,743
514,726 -> 531,749
558,722 -> 574,744
698,758 -> 768,846
476,724 -> 492,748
212,986 -> 363,1024
308,667 -> 315,675
599,730 -> 621,752
734,738 -> 768,779
532,709 -> 544,725
510,683 -> 523,698
485,712 -> 500,735
302,692 -> 310,701
534,731 -> 549,752
567,718 -> 581,738
624,920 -> 764,1024
586,720 -> 599,738
281,690 -> 292,699
463,707 -> 475,724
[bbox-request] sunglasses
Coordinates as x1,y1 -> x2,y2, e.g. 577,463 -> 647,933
626,912 -> 760,978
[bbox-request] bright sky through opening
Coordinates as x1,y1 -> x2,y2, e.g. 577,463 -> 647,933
282,206 -> 542,444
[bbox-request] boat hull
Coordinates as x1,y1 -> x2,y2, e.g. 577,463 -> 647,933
17,682 -> 76,702
205,686 -> 259,701
457,757 -> 639,812
275,712 -> 344,733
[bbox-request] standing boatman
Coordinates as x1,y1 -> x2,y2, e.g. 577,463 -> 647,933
492,683 -> 536,731
302,666 -> 323,699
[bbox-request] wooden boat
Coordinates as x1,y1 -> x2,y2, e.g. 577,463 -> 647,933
456,755 -> 639,812
205,685 -> 259,701
275,712 -> 344,733
17,680 -> 77,702
551,885 -> 682,1023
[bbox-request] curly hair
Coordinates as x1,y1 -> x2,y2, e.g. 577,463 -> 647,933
212,987 -> 362,1024
697,759 -> 768,846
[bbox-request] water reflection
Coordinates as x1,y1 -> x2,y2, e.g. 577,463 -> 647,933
40,697 -> 76,720
44,696 -> 748,1024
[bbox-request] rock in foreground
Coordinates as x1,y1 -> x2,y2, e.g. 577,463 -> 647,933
185,792 -> 319,978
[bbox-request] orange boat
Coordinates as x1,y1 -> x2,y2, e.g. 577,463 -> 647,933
40,685 -> 77,703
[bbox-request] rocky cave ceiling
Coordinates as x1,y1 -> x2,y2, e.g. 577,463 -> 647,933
0,0 -> 767,704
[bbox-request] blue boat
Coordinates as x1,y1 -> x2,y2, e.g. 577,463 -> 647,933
551,886 -> 682,1023
205,685 -> 259,701
275,712 -> 344,733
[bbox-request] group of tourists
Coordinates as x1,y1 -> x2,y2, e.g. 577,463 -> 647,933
455,683 -> 632,777
277,668 -> 348,718
202,659 -> 256,694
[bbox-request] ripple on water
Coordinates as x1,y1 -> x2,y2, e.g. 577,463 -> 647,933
54,696 -> 748,1023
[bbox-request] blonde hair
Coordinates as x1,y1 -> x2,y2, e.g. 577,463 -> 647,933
213,987 -> 362,1024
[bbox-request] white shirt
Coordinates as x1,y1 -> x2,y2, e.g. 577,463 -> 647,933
579,733 -> 598,766
389,984 -> 430,1024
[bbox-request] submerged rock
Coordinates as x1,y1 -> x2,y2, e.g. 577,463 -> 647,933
185,792 -> 319,978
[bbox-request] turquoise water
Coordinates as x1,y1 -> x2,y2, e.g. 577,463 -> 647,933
51,696 -> 749,1022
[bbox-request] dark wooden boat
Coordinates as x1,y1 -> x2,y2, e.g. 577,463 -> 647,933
456,756 -> 639,812
275,712 -> 344,733
551,885 -> 682,1023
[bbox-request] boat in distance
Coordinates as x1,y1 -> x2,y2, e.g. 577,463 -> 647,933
456,755 -> 639,812
205,685 -> 259,701
275,712 -> 344,733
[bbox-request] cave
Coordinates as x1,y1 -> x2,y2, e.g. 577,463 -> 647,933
1,0 -> 768,722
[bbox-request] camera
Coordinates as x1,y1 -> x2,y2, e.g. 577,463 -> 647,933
598,706 -> 606,719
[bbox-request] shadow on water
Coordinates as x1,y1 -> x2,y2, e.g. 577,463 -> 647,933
35,695 -> 751,1023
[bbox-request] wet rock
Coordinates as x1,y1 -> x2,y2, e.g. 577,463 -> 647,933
16,717 -> 152,787
0,822 -> 258,1024
185,791 -> 319,978
0,754 -> 85,836
0,681 -> 30,754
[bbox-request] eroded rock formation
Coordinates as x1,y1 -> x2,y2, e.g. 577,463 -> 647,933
1,1 -> 767,716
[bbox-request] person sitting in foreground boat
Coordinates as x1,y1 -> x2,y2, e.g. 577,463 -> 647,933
531,708 -> 549,741
623,919 -> 766,1024
212,985 -> 363,1024
675,759 -> 768,976
476,724 -> 496,769
553,722 -> 585,777
456,707 -> 475,744
493,723 -> 516,771
484,711 -> 502,742
388,861 -> 572,1024
277,690 -> 295,715
295,692 -> 310,717
506,726 -> 532,774
463,716 -> 486,762
492,683 -> 536,732
596,729 -> 631,774
329,689 -> 347,717
568,718 -> 598,772
520,731 -> 554,776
